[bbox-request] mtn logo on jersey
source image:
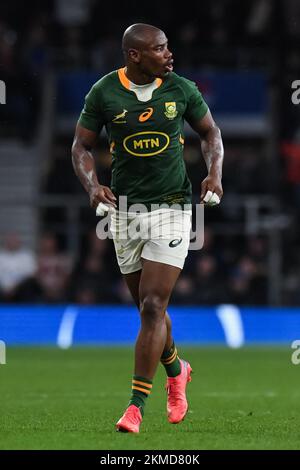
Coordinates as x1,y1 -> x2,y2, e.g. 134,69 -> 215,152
112,109 -> 128,123
123,131 -> 170,157
164,102 -> 178,120
139,107 -> 154,122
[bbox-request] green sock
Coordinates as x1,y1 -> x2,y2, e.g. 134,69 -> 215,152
128,375 -> 152,416
161,341 -> 181,377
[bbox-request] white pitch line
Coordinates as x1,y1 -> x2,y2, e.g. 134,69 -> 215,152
201,391 -> 277,398
216,304 -> 245,348
57,307 -> 78,349
0,340 -> 6,364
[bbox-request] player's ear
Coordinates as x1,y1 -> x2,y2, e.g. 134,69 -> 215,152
128,48 -> 140,63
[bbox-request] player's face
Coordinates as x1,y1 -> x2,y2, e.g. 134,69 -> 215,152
139,32 -> 173,79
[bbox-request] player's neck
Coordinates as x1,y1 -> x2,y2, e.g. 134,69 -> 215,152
124,66 -> 156,86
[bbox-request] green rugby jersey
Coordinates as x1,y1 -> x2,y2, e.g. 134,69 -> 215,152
78,67 -> 208,210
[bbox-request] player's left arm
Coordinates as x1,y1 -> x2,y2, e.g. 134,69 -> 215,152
190,109 -> 224,204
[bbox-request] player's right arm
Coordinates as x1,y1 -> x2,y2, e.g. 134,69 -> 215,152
71,123 -> 116,209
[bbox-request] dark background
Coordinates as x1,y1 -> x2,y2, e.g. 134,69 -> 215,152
0,0 -> 300,306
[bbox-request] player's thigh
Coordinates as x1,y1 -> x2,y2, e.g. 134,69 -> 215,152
139,258 -> 181,308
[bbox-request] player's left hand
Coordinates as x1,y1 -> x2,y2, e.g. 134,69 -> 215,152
200,174 -> 223,206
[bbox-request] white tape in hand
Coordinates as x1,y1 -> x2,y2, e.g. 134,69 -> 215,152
96,202 -> 116,216
203,191 -> 220,206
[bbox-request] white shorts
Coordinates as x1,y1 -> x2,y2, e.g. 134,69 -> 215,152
110,209 -> 192,274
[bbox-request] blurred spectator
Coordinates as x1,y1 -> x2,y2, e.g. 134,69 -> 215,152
90,35 -> 123,71
23,21 -> 49,75
69,253 -> 115,303
0,17 -> 46,141
0,234 -> 36,300
171,276 -> 196,305
193,254 -> 227,304
0,20 -> 17,74
282,267 -> 300,305
59,26 -> 86,68
114,278 -> 134,305
246,236 -> 267,267
36,233 -> 72,302
68,229 -> 119,304
281,137 -> 300,212
246,0 -> 272,39
73,286 -> 98,305
284,0 -> 300,38
228,255 -> 267,304
87,231 -> 109,257
54,0 -> 93,27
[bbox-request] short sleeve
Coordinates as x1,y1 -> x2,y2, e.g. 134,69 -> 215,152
183,79 -> 209,125
78,84 -> 105,133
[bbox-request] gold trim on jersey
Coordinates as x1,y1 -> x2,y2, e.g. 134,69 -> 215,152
118,68 -> 130,89
117,67 -> 163,91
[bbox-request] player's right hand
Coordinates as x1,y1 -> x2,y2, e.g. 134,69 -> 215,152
88,184 -> 117,209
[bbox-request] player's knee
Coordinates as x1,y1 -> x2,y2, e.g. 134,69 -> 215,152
140,294 -> 166,324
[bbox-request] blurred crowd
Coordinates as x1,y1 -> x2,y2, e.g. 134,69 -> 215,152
2,0 -> 300,71
0,230 -> 269,305
1,0 -> 300,138
2,127 -> 300,306
1,225 -> 299,306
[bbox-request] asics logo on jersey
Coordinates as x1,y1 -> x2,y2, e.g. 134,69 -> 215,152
113,109 -> 128,123
169,238 -> 183,248
139,107 -> 154,122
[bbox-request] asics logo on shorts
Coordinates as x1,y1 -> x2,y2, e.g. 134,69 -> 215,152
169,238 -> 183,248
